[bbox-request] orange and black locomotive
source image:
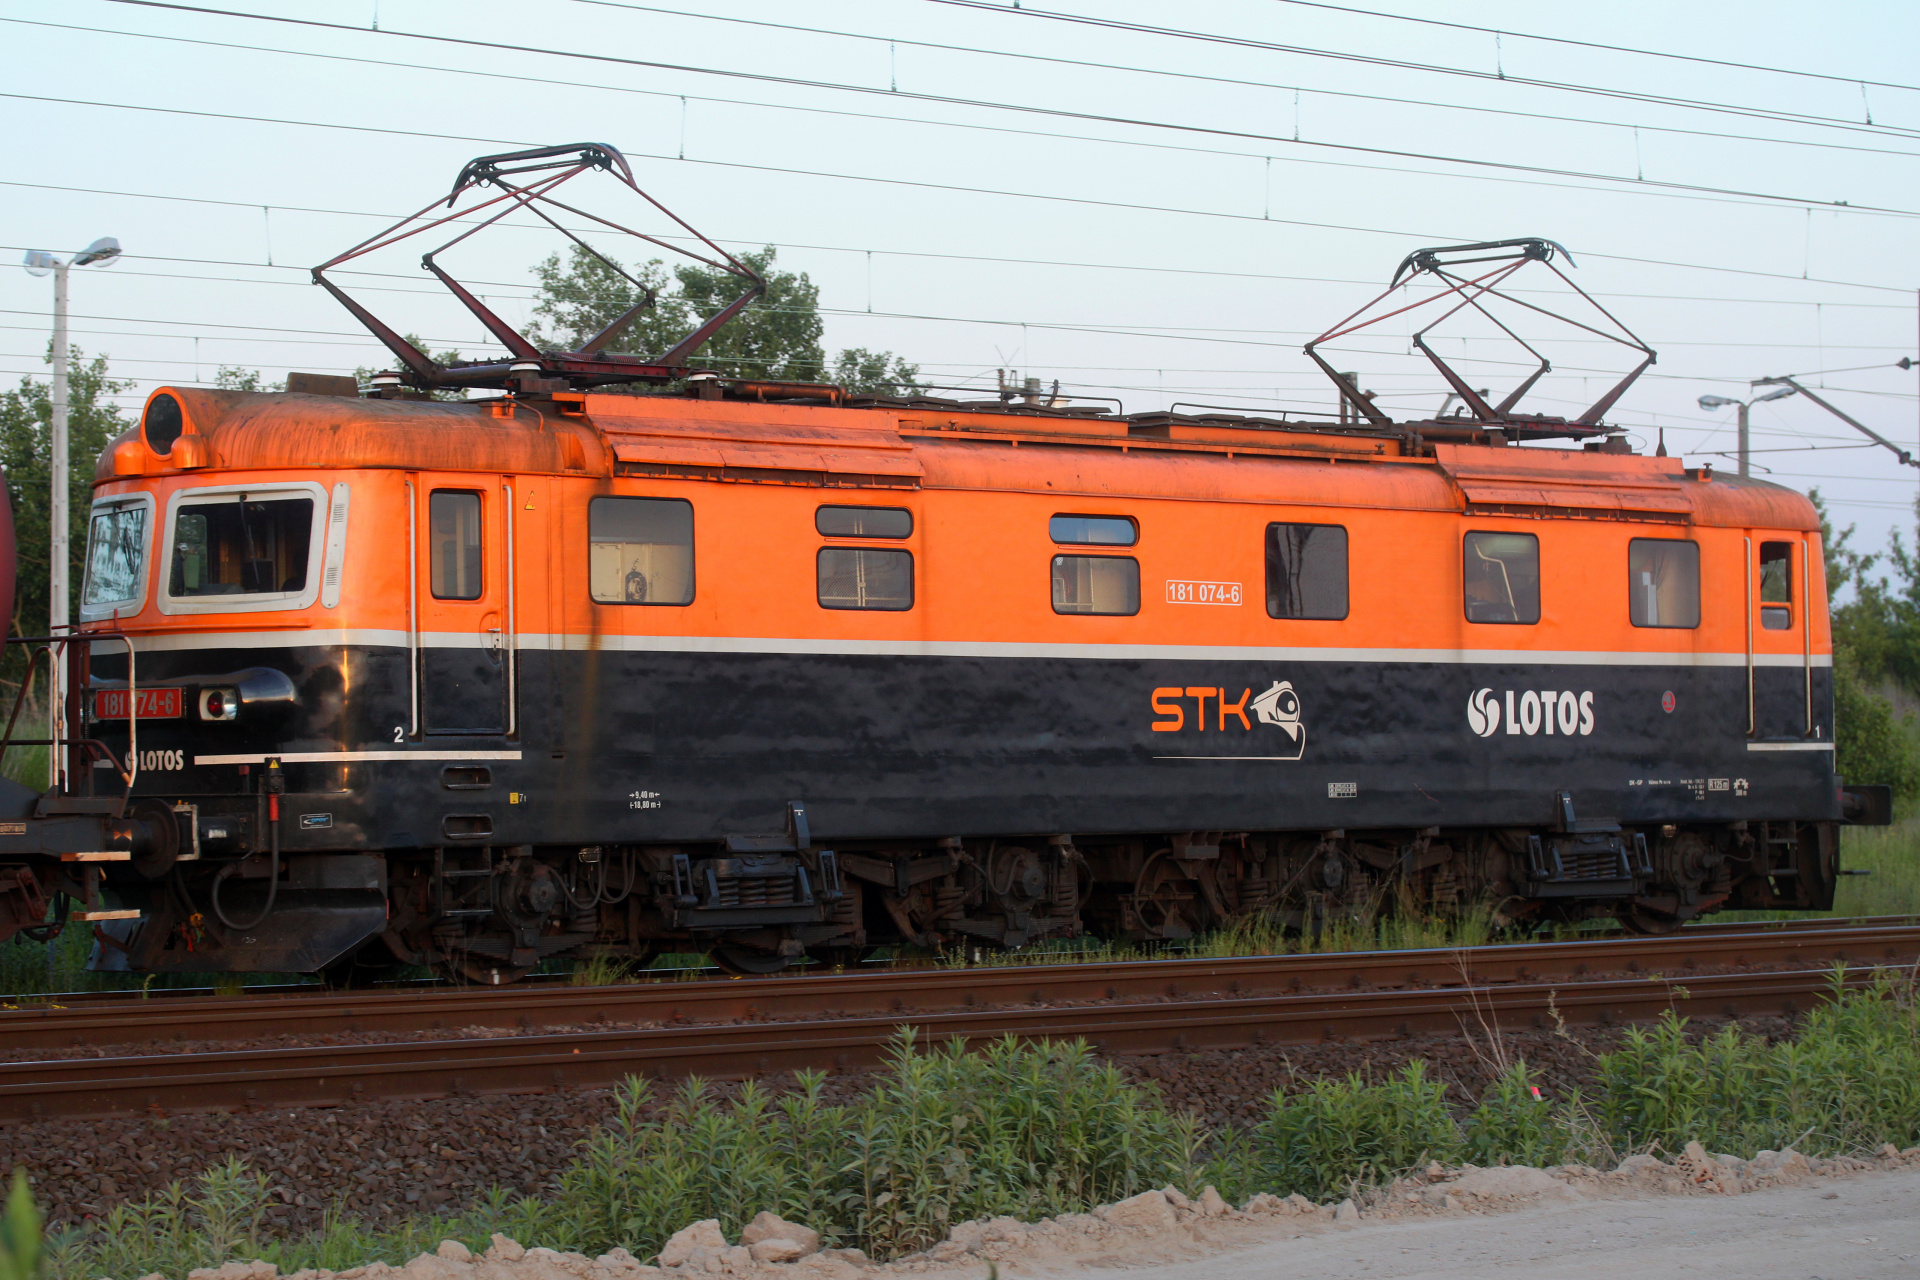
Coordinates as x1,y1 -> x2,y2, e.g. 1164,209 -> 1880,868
2,145 -> 1885,981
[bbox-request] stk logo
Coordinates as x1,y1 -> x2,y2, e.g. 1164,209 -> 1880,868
1150,679 -> 1305,759
1467,688 -> 1502,738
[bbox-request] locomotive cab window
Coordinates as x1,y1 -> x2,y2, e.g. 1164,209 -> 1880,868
1629,538 -> 1701,629
167,493 -> 314,603
81,496 -> 152,616
1463,531 -> 1540,625
1053,556 -> 1140,615
1266,523 -> 1348,620
1760,540 -> 1792,630
817,505 -> 912,538
818,548 -> 913,610
429,491 -> 483,601
590,496 -> 694,605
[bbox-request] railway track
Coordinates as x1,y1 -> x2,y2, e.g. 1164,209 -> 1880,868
3,918 -> 1914,1054
9,914 -> 1906,1013
2,920 -> 1914,1123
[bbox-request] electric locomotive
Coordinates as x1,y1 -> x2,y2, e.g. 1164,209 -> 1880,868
0,145 -> 1886,982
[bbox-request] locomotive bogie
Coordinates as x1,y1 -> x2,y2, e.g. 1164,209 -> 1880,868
21,382 -> 1857,977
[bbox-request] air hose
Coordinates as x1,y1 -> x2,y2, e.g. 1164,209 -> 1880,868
211,757 -> 282,931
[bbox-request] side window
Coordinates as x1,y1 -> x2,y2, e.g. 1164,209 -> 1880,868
1266,523 -> 1348,620
1463,531 -> 1540,625
818,548 -> 913,610
83,500 -> 150,609
1052,555 -> 1140,616
1050,514 -> 1137,546
1629,538 -> 1700,628
1759,540 -> 1792,630
590,496 -> 694,605
429,490 -> 483,601
817,505 -> 912,538
170,495 -> 314,598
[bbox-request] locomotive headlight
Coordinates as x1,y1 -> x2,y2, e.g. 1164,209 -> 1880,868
199,688 -> 239,721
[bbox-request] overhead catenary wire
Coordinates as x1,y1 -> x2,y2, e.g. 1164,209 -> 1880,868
494,4 -> 1920,162
23,22 -> 1920,227
74,2 -> 1920,220
2,186 -> 1913,311
26,14 -> 1920,168
5,99 -> 1915,298
1262,0 -> 1920,93
921,0 -> 1920,140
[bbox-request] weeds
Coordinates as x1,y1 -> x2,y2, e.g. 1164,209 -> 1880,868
1595,967 -> 1920,1157
2,1169 -> 41,1280
569,954 -> 643,987
507,1031 -> 1202,1261
1218,1061 -> 1460,1203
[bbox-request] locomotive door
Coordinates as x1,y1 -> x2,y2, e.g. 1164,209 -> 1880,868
417,478 -> 515,736
1746,533 -> 1813,740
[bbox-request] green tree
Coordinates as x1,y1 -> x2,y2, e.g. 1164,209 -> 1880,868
832,347 -> 924,397
351,335 -> 466,402
214,366 -> 284,393
1816,489 -> 1920,693
0,345 -> 134,669
1833,648 -> 1920,796
530,245 -> 918,392
529,249 -> 680,358
1812,490 -> 1920,799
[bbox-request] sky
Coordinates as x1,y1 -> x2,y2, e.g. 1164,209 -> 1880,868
4,0 -> 1917,583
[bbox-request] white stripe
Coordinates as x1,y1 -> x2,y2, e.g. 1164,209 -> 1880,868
128,628 -> 410,652
1744,741 -> 1835,752
119,628 -> 1833,669
193,750 -> 523,765
514,633 -> 1831,669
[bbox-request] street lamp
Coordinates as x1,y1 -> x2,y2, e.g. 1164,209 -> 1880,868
1697,386 -> 1795,477
23,236 -> 121,782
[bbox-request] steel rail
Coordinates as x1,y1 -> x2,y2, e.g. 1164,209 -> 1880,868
8,913 -> 1904,1012
0,965 -> 1878,1123
4,920 -> 1914,1056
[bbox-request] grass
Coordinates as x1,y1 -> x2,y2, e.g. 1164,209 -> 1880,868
31,969 -> 1920,1279
1832,816 -> 1920,917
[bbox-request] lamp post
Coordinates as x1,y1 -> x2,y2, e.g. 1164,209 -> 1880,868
22,237 -> 121,786
1698,386 -> 1796,477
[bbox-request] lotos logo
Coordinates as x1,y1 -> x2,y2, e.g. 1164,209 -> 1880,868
1467,688 -> 1502,737
1467,688 -> 1595,738
1152,680 -> 1305,760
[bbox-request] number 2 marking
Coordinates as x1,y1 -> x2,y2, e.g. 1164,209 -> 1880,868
393,726 -> 404,743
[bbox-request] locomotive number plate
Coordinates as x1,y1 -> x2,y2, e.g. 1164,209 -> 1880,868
1165,579 -> 1243,606
94,688 -> 183,720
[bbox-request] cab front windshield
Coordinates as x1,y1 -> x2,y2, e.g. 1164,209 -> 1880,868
82,502 -> 149,608
170,496 -> 313,598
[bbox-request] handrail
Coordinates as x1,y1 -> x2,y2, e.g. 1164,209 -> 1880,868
3,629 -> 139,809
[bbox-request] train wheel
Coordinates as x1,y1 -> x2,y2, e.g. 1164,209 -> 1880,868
1615,904 -> 1686,936
710,943 -> 792,976
1130,851 -> 1206,941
